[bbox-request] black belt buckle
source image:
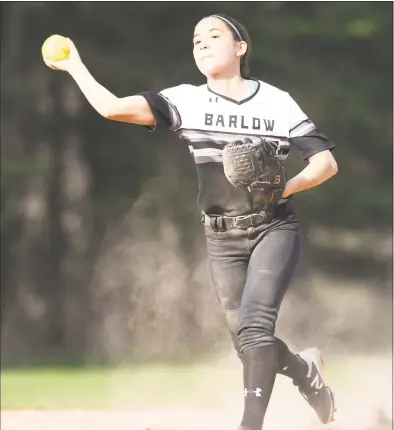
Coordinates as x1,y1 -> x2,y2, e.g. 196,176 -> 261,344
234,212 -> 268,229
234,215 -> 252,229
253,212 -> 268,226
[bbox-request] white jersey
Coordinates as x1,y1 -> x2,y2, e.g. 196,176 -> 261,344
161,80 -> 314,162
141,79 -> 334,216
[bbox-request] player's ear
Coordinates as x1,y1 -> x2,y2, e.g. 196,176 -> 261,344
236,41 -> 248,58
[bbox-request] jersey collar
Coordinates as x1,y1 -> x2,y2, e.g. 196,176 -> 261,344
207,78 -> 260,105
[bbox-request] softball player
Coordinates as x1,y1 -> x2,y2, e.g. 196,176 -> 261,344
44,14 -> 338,430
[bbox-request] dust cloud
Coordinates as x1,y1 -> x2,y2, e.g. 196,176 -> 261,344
55,183 -> 392,430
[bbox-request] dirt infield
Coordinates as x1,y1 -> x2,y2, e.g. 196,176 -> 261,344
2,371 -> 392,430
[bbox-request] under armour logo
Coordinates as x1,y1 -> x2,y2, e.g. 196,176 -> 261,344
209,97 -> 219,103
244,388 -> 262,397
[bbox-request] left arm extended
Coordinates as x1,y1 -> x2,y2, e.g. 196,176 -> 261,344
282,149 -> 338,198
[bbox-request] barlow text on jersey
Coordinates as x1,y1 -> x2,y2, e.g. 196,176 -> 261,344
205,113 -> 275,131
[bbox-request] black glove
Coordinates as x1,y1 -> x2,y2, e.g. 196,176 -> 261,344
222,138 -> 286,199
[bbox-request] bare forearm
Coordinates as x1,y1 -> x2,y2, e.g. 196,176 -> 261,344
43,40 -> 154,125
69,62 -> 117,117
282,151 -> 338,197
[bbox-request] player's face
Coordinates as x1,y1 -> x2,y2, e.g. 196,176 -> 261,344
193,17 -> 245,77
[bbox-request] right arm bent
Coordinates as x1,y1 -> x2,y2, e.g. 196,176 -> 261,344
44,39 -> 155,126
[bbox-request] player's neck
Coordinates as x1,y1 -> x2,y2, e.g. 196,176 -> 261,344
206,74 -> 252,102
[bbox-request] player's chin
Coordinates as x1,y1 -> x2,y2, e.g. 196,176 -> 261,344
197,62 -> 226,78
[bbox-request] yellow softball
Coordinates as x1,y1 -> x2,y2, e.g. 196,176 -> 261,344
41,35 -> 70,61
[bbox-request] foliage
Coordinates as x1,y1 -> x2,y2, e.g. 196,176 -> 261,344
1,2 -> 392,364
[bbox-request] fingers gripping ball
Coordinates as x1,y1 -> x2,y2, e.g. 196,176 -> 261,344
41,35 -> 70,61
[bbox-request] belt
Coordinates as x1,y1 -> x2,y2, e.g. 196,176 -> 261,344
202,211 -> 272,231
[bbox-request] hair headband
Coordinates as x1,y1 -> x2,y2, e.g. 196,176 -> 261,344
211,15 -> 242,41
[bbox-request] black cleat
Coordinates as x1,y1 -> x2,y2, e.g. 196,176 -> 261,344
294,347 -> 336,424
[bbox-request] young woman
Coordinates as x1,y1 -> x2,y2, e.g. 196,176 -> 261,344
44,14 -> 338,430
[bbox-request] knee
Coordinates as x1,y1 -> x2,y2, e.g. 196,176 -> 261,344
237,313 -> 276,353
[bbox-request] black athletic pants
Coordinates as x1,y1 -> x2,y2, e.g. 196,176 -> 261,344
204,213 -> 301,356
204,211 -> 303,430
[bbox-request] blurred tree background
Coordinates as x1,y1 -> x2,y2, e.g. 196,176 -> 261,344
1,2 -> 392,366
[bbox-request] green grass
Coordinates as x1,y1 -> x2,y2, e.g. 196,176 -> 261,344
1,362 -> 242,410
1,355 -> 390,410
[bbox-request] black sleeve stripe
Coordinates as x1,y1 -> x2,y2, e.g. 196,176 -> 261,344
158,94 -> 182,130
290,129 -> 335,161
289,119 -> 310,133
137,91 -> 180,131
290,120 -> 315,138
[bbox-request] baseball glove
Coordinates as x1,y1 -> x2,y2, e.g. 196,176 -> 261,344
222,138 -> 286,199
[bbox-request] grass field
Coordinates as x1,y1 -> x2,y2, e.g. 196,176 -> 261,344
2,361 -> 242,410
1,354 -> 392,430
0,354 -> 357,409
